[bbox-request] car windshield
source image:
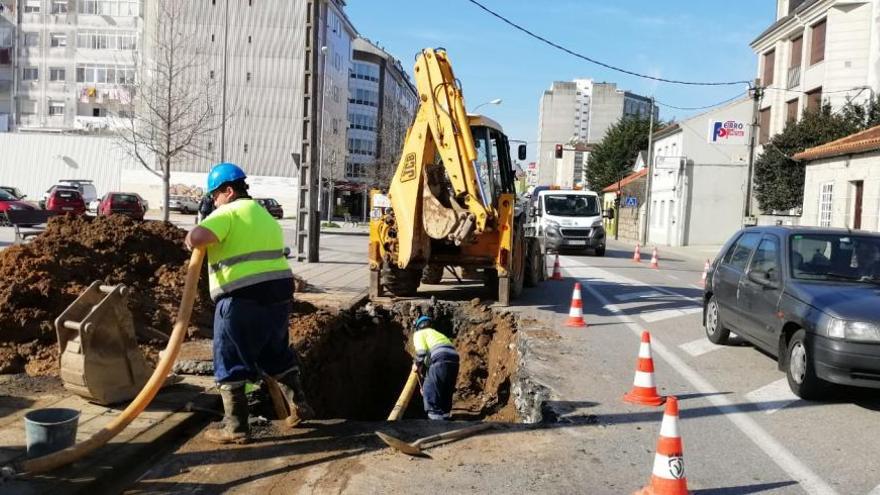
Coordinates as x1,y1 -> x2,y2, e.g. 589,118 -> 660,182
0,189 -> 16,201
543,194 -> 600,217
791,234 -> 880,283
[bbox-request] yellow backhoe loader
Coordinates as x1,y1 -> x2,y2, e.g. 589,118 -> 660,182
368,48 -> 544,306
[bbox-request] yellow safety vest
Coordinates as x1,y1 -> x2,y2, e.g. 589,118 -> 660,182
200,199 -> 292,300
413,327 -> 457,365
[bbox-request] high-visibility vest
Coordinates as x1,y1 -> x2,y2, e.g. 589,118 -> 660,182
413,327 -> 458,365
200,199 -> 292,300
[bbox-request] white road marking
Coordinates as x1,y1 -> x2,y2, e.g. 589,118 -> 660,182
868,483 -> 880,495
745,379 -> 801,415
613,290 -> 662,302
640,307 -> 702,323
679,338 -> 720,357
564,258 -> 838,495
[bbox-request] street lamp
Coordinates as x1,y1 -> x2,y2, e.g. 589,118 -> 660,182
472,98 -> 502,112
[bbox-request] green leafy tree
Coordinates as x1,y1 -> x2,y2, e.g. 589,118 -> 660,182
754,97 -> 880,212
586,116 -> 661,191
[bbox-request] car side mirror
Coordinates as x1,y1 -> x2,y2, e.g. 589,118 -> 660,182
603,208 -> 615,220
518,144 -> 527,161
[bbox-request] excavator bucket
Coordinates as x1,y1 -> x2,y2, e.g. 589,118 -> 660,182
55,282 -> 154,405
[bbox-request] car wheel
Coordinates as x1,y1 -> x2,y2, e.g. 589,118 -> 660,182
704,296 -> 730,345
785,329 -> 828,400
594,245 -> 606,257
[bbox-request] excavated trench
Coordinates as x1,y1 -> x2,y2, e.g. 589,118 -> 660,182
281,298 -> 529,422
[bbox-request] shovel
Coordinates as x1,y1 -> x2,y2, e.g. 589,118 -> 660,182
375,423 -> 493,456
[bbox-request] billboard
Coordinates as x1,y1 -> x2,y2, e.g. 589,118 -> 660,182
708,119 -> 747,145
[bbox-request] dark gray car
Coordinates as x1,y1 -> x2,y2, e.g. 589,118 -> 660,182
704,226 -> 880,399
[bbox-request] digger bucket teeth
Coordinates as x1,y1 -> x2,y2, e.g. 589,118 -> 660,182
54,282 -> 154,405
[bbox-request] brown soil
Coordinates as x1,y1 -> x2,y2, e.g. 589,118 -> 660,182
0,215 -> 213,375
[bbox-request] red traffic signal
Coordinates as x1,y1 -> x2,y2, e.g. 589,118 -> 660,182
555,144 -> 563,159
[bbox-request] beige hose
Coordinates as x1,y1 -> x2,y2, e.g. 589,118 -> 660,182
387,369 -> 419,421
18,248 -> 205,475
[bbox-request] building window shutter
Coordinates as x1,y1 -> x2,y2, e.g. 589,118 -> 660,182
790,36 -> 802,67
762,50 -> 775,86
786,99 -> 799,123
806,87 -> 822,112
810,19 -> 826,65
759,107 -> 771,144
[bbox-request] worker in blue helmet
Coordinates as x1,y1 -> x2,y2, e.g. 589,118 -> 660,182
185,162 -> 313,444
411,315 -> 460,420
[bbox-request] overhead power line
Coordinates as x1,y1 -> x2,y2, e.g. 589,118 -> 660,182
466,0 -> 753,88
655,93 -> 746,111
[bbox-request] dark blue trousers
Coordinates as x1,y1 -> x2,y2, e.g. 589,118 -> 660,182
213,297 -> 300,383
422,357 -> 459,419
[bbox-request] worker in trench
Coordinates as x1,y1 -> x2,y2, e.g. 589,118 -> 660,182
412,316 -> 460,420
185,162 -> 315,444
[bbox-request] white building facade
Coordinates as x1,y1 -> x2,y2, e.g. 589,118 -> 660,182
648,98 -> 753,247
751,0 -> 880,143
537,79 -> 657,186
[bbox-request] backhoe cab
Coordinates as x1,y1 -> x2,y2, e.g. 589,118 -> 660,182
368,48 -> 543,306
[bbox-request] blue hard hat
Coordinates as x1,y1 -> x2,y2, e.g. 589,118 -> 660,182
206,162 -> 247,193
415,316 -> 432,329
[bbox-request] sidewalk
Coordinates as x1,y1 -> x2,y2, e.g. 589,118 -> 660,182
288,230 -> 370,312
608,238 -> 723,265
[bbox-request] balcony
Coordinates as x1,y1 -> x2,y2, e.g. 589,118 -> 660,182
787,66 -> 801,89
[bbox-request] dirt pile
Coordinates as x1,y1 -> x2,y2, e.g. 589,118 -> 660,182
288,298 -> 519,422
0,215 -> 214,374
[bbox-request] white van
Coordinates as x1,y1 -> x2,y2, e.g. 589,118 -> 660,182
530,188 -> 606,256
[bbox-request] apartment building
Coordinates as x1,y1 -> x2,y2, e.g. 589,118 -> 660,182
0,1 -> 14,130
342,36 -> 417,218
751,0 -> 880,142
536,79 -> 657,186
6,0 -> 140,131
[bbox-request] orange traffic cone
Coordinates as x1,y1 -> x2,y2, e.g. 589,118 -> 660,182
700,259 -> 710,286
565,282 -> 587,327
633,244 -> 642,263
633,396 -> 689,495
650,247 -> 659,269
551,254 -> 563,281
623,331 -> 666,406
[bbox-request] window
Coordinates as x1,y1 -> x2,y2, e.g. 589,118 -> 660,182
49,68 -> 65,81
52,1 -> 69,14
749,237 -> 780,282
786,98 -> 799,123
762,49 -> 775,86
810,19 -> 826,65
77,31 -> 136,50
246,72 -> 252,82
723,232 -> 762,271
759,107 -> 771,144
209,70 -> 215,79
660,200 -> 666,226
78,0 -> 139,16
75,64 -> 135,84
22,67 -> 38,81
24,0 -> 40,13
244,143 -> 249,153
248,35 -> 252,43
50,33 -> 67,47
819,182 -> 833,227
20,100 -> 37,115
48,101 -> 65,116
806,87 -> 822,112
24,32 -> 39,48
790,35 -> 803,67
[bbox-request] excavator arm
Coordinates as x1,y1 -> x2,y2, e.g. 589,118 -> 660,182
385,48 -> 496,269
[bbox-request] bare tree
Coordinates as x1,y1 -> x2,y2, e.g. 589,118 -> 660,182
115,0 -> 221,222
372,99 -> 412,190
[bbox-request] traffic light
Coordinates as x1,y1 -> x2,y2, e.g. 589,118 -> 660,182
554,144 -> 563,159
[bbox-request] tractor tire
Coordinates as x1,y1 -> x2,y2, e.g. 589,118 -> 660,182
524,238 -> 542,287
381,265 -> 421,297
421,265 -> 444,284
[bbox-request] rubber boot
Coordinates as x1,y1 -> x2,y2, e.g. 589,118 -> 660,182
204,381 -> 250,444
274,366 -> 315,427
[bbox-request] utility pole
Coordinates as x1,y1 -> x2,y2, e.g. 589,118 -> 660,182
296,0 -> 321,262
220,0 -> 229,161
641,97 -> 656,244
743,78 -> 763,226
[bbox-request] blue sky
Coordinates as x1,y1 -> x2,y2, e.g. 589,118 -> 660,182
346,1 -> 776,161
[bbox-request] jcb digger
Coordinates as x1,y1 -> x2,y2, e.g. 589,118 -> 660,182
368,48 -> 544,306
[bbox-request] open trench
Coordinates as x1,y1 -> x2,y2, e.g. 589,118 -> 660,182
274,298 -> 537,423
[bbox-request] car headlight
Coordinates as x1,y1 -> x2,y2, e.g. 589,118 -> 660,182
824,317 -> 880,342
591,219 -> 603,228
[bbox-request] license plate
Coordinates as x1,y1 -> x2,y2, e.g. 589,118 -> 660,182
62,207 -> 74,211
568,240 -> 586,246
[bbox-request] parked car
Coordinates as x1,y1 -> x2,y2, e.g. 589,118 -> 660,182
56,180 -> 98,205
0,186 -> 26,200
98,192 -> 146,220
255,198 -> 283,219
167,195 -> 199,214
704,226 -> 880,399
45,187 -> 86,215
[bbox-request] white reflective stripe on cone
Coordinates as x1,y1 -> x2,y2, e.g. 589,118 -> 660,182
652,453 -> 686,480
659,414 -> 681,439
569,306 -> 582,317
638,342 -> 652,359
633,370 -> 656,388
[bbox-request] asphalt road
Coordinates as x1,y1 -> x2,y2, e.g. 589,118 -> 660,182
518,241 -> 880,494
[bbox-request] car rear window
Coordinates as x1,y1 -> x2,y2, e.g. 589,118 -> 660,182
722,232 -> 761,271
112,194 -> 139,205
57,190 -> 81,200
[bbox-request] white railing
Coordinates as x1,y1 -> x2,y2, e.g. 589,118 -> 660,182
787,66 -> 801,89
